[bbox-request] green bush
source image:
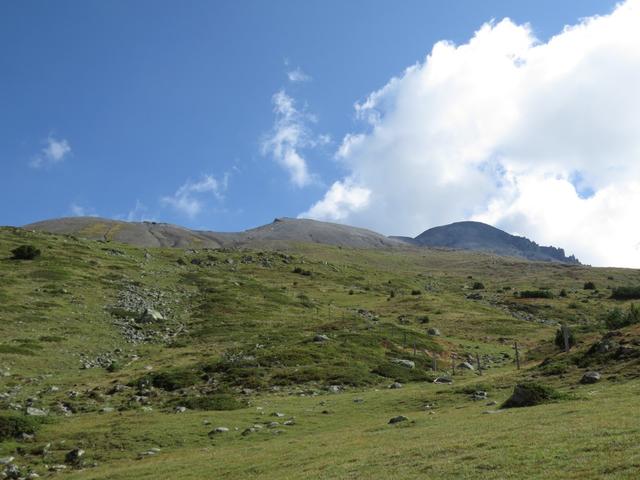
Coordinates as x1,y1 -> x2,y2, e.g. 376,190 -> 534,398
604,304 -> 640,329
519,290 -> 554,299
502,382 -> 563,408
0,413 -> 41,441
559,289 -> 568,297
611,286 -> 640,300
136,368 -> 202,391
554,326 -> 576,350
583,281 -> 596,290
293,267 -> 312,276
410,289 -> 422,296
472,282 -> 485,290
11,245 -> 41,260
177,394 -> 246,411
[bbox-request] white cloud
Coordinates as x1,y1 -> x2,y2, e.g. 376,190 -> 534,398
161,174 -> 229,218
30,136 -> 72,168
70,203 -> 97,217
304,0 -> 640,267
287,67 -> 312,83
262,90 -> 327,187
299,178 -> 371,221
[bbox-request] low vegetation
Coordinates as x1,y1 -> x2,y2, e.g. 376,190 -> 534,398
1,226 -> 639,479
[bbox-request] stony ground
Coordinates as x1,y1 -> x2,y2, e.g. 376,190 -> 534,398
1,227 -> 639,479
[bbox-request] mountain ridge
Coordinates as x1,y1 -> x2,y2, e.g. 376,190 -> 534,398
23,216 -> 579,264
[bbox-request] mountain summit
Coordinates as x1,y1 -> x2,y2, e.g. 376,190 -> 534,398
395,221 -> 580,264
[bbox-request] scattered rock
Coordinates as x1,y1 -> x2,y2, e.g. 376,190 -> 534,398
427,328 -> 441,336
174,406 -> 187,413
64,448 -> 85,466
580,371 -> 601,384
209,427 -> 229,435
139,308 -> 164,323
0,457 -> 15,465
433,376 -> 453,384
471,391 -> 487,400
388,415 -> 409,424
25,407 -> 47,417
327,385 -> 341,393
392,359 -> 415,369
458,362 -> 475,371
313,334 -> 330,342
388,382 -> 403,389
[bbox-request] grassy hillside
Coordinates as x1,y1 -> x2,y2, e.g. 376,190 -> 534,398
1,226 -> 639,479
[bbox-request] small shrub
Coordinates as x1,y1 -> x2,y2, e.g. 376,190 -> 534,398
604,304 -> 640,329
472,282 -> 485,290
136,368 -> 202,391
583,281 -> 596,290
417,315 -> 430,324
611,286 -> 640,300
0,414 -> 41,441
11,245 -> 41,260
502,382 -> 563,408
292,267 -> 312,276
554,326 -> 576,350
177,394 -> 246,411
411,289 -> 422,296
519,290 -> 554,299
559,289 -> 568,298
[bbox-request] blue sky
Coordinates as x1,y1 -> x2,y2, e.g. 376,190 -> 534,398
5,0 -> 640,267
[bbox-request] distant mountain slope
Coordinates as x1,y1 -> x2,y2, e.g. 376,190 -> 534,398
405,221 -> 580,264
24,216 -> 403,249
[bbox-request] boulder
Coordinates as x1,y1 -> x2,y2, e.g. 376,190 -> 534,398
392,359 -> 415,369
580,371 -> 601,384
139,308 -> 164,323
388,382 -> 403,389
64,448 -> 85,466
433,376 -> 453,384
427,328 -> 441,336
25,407 -> 47,416
388,415 -> 409,424
458,362 -> 475,371
502,382 -> 561,409
313,334 -> 330,342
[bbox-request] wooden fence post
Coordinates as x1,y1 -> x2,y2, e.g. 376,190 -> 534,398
514,341 -> 521,370
476,353 -> 482,375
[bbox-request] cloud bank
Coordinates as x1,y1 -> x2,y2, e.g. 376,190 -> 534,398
302,0 -> 640,267
162,174 -> 228,218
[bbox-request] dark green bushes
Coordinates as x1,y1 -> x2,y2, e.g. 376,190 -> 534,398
583,281 -> 596,290
176,394 -> 246,411
611,286 -> 640,300
292,267 -> 312,276
472,282 -> 485,290
11,244 -> 41,260
136,368 -> 202,391
0,413 -> 41,441
502,382 -> 564,408
519,290 -> 554,299
604,304 -> 640,329
554,326 -> 576,350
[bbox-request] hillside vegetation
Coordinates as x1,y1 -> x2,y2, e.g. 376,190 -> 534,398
1,226 -> 639,479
